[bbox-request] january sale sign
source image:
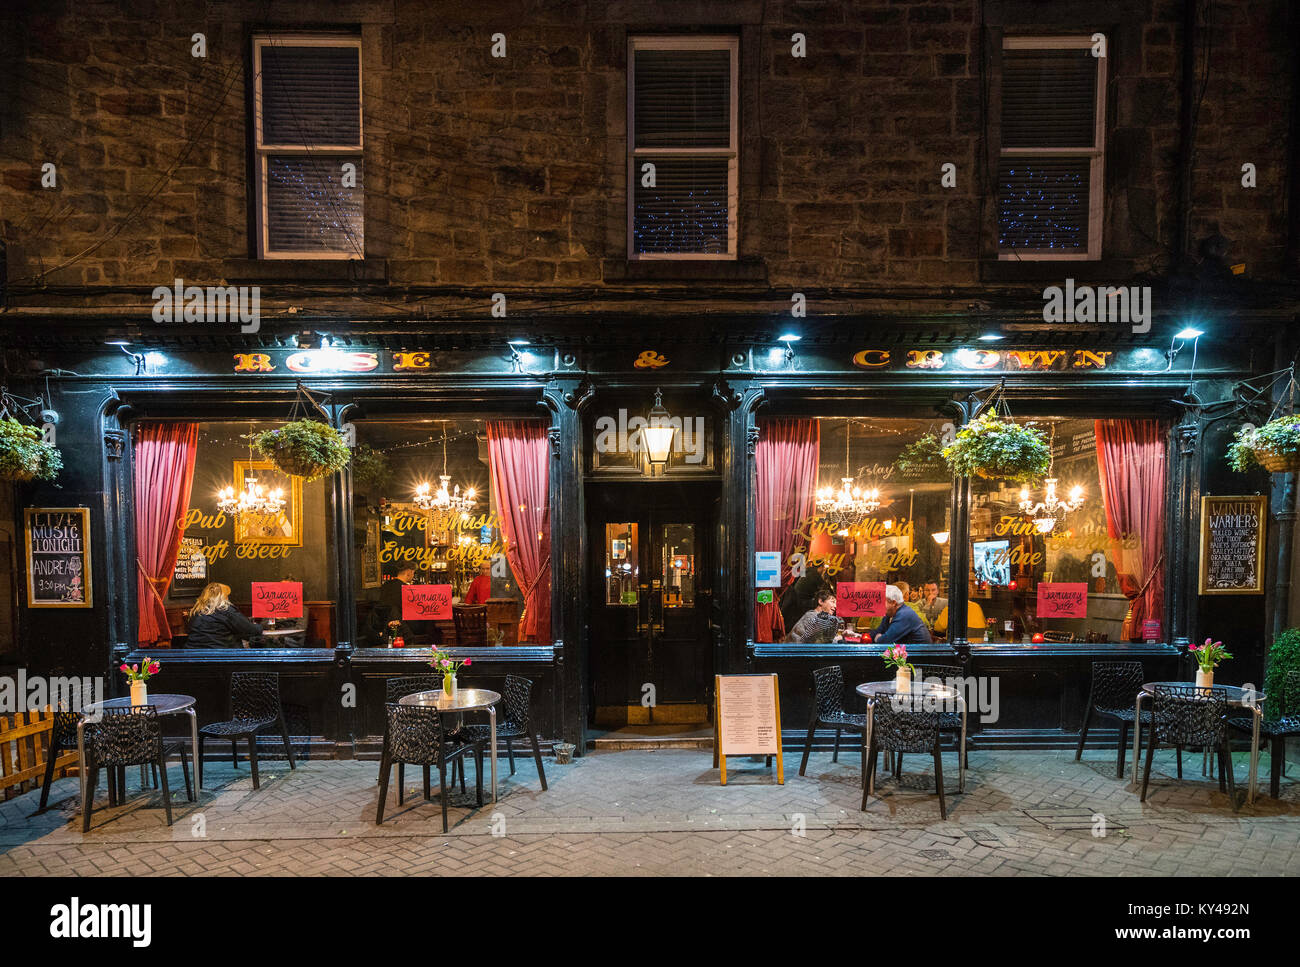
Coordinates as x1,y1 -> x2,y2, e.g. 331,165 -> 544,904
402,583 -> 453,620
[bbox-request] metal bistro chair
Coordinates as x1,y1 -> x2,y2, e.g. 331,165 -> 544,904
1141,684 -> 1237,812
458,674 -> 548,790
452,605 -> 488,646
907,664 -> 967,775
377,703 -> 482,831
798,665 -> 867,776
82,706 -> 194,830
39,710 -> 97,812
862,692 -> 948,820
1076,660 -> 1152,778
380,674 -> 468,799
199,672 -> 296,790
1227,670 -> 1300,799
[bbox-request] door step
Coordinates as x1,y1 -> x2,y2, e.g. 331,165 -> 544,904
587,725 -> 715,750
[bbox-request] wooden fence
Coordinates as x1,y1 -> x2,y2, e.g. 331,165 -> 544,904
1,707 -> 79,800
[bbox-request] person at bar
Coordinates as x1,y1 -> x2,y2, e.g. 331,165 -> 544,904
872,584 -> 931,645
464,560 -> 492,605
784,587 -> 842,644
920,579 -> 947,625
186,582 -> 263,648
933,597 -> 987,640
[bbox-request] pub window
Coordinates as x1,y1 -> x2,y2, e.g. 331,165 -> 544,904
966,417 -> 1168,644
135,421 -> 337,650
351,419 -> 552,648
998,35 -> 1106,260
628,35 -> 739,260
252,34 -> 364,259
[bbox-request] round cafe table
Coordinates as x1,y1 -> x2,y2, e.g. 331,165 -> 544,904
399,688 -> 501,803
1128,682 -> 1267,804
856,680 -> 967,794
77,693 -> 201,817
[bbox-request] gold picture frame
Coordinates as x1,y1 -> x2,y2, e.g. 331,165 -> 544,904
232,460 -> 303,545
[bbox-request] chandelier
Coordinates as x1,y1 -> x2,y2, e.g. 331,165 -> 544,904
217,426 -> 286,517
413,426 -> 476,518
1017,428 -> 1084,533
816,420 -> 881,528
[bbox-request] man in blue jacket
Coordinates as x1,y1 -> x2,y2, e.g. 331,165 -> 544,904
872,584 -> 932,645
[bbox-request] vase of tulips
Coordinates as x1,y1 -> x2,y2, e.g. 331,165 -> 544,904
1189,638 -> 1232,688
429,649 -> 472,697
121,659 -> 161,706
882,645 -> 915,692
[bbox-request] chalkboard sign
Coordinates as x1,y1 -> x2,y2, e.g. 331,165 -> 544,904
712,673 -> 784,785
1199,495 -> 1266,595
171,535 -> 207,598
24,508 -> 93,609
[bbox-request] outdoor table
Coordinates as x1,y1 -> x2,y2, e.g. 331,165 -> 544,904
1128,682 -> 1266,805
78,693 -> 201,817
856,680 -> 966,793
398,688 -> 501,803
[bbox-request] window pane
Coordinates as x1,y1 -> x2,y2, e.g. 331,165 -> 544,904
605,523 -> 639,605
660,523 -> 694,608
634,48 -> 731,148
260,44 -> 361,146
266,155 -> 364,254
1001,48 -> 1097,149
633,157 -> 730,254
997,157 -> 1089,252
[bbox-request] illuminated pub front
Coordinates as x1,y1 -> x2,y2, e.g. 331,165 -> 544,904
6,316 -> 1288,756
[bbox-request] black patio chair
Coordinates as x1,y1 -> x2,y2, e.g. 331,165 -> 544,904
458,674 -> 548,790
862,692 -> 947,819
380,674 -> 467,798
199,672 -> 296,790
1141,684 -> 1236,811
39,710 -> 100,812
377,702 -> 482,831
1076,660 -> 1151,777
82,706 -> 193,830
1227,670 -> 1300,799
907,663 -> 967,774
798,665 -> 867,776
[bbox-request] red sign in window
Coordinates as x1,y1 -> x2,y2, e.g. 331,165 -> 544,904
1036,582 -> 1088,619
402,583 -> 453,621
251,582 -> 303,619
836,582 -> 886,617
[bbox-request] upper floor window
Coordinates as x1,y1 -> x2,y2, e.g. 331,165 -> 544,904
998,36 -> 1106,260
628,36 -> 738,260
253,35 -> 364,259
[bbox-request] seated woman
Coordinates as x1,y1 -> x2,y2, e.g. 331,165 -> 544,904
186,582 -> 262,648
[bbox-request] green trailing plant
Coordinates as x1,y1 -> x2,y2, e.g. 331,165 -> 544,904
252,419 -> 351,481
1264,627 -> 1300,718
0,417 -> 63,481
894,433 -> 950,480
350,445 -> 392,489
940,413 -> 1051,483
1226,415 -> 1300,473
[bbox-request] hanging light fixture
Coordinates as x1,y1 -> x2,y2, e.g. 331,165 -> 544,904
816,419 -> 880,528
217,424 -> 286,518
1018,424 -> 1085,529
413,424 -> 477,518
641,388 -> 677,469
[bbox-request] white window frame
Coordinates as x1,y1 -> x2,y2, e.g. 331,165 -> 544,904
998,35 -> 1106,262
627,35 -> 739,261
253,34 -> 364,260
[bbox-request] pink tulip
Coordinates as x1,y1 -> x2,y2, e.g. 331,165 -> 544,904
120,663 -> 129,673
463,658 -> 472,666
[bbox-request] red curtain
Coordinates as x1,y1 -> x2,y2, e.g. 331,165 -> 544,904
133,423 -> 199,646
753,418 -> 821,642
487,420 -> 551,644
1095,420 -> 1166,641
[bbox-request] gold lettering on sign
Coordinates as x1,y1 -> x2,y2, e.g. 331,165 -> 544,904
234,353 -> 274,373
393,351 -> 431,372
852,350 -> 891,368
906,350 -> 945,369
1072,350 -> 1112,369
1006,350 -> 1067,370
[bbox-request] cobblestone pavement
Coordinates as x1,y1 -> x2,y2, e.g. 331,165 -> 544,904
1,746 -> 1298,876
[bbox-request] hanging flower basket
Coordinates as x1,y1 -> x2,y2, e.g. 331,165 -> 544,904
1227,416 -> 1300,473
894,433 -> 951,481
941,413 -> 1051,483
0,418 -> 63,482
253,420 -> 351,481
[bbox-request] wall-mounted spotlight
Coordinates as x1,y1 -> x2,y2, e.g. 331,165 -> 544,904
977,332 -> 1005,342
777,332 -> 801,365
1166,327 -> 1204,392
507,339 -> 532,372
105,338 -> 145,375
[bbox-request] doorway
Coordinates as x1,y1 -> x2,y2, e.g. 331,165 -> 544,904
587,482 -> 717,726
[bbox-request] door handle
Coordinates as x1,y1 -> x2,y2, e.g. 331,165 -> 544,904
636,584 -> 651,634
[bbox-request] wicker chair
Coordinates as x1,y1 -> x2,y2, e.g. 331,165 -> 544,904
199,672 -> 296,790
798,665 -> 868,776
380,674 -> 467,798
1076,661 -> 1151,777
862,692 -> 947,819
377,703 -> 482,831
1227,670 -> 1300,799
458,674 -> 548,790
452,605 -> 488,645
82,706 -> 193,830
1141,685 -> 1236,811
